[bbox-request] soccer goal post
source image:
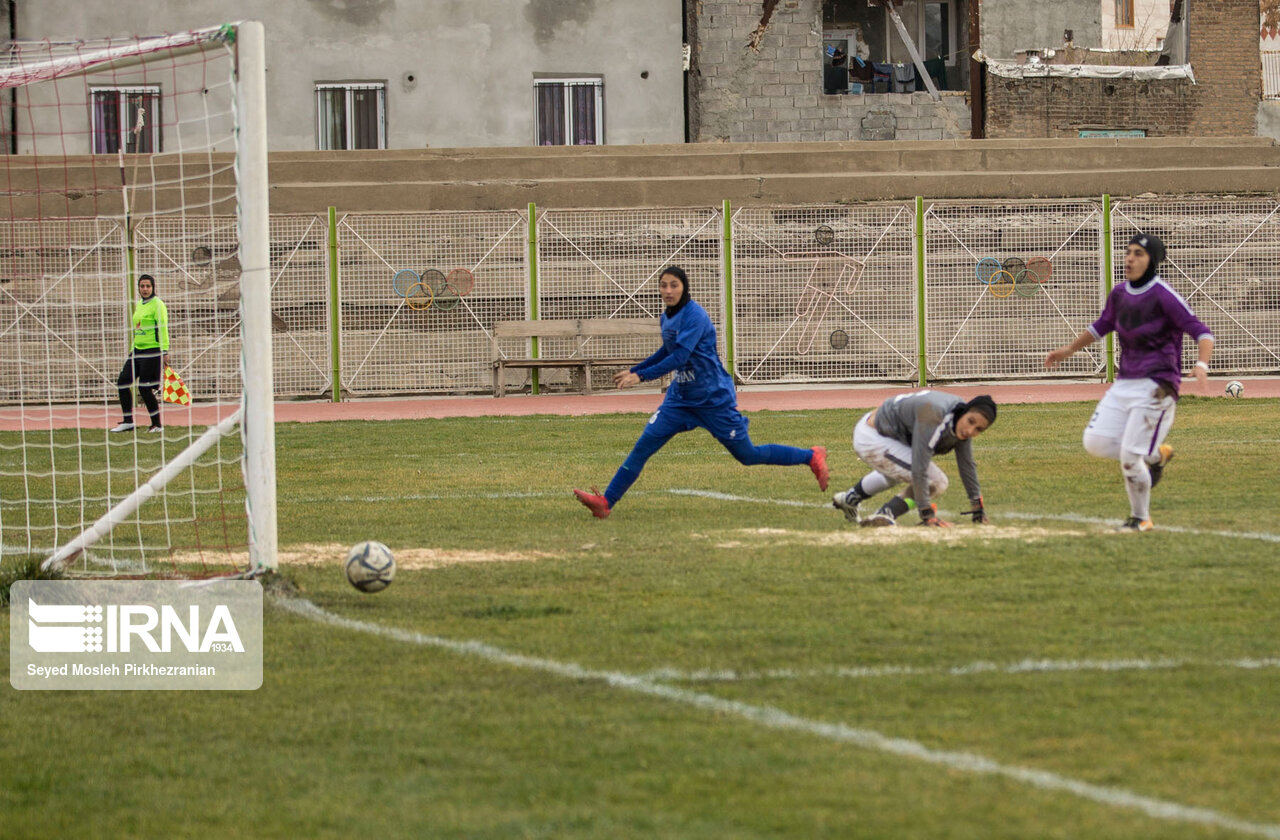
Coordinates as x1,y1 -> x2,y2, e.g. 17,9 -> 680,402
0,22 -> 276,575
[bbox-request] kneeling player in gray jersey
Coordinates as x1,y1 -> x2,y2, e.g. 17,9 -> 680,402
832,391 -> 997,527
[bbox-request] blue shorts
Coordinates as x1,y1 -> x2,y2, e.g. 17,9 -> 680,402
644,403 -> 749,445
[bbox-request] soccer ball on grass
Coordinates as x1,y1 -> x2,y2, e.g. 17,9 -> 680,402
345,541 -> 396,593
1225,380 -> 1244,398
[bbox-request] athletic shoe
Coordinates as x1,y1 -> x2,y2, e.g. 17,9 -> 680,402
109,422 -> 135,433
573,487 -> 611,519
860,512 -> 896,528
1148,444 -> 1174,489
1117,517 -> 1154,532
831,490 -> 863,524
809,446 -> 829,491
147,425 -> 163,434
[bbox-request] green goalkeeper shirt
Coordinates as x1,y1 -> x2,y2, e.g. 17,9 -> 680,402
131,296 -> 169,352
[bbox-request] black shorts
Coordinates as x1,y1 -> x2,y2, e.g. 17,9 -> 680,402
118,350 -> 163,389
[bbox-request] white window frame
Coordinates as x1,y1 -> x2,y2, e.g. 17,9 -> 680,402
533,77 -> 604,146
315,82 -> 386,151
884,0 -> 958,66
89,85 -> 161,154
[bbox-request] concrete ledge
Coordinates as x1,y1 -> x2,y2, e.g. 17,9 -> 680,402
4,138 -> 1278,214
260,166 -> 1280,212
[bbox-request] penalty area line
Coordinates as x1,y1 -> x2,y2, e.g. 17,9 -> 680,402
667,489 -> 1280,544
278,597 -> 1280,840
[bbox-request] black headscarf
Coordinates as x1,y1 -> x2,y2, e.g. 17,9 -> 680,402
1127,233 -> 1165,287
955,394 -> 997,425
138,273 -> 157,300
661,265 -> 691,316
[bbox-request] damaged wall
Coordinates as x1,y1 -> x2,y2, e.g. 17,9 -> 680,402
688,0 -> 970,142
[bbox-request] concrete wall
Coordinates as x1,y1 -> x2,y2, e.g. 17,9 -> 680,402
689,0 -> 970,142
1258,101 -> 1280,139
1101,0 -> 1172,50
14,0 -> 684,151
980,0 -> 1100,59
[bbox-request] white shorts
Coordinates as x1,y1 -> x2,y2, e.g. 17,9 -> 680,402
1084,378 -> 1177,458
852,411 -> 948,494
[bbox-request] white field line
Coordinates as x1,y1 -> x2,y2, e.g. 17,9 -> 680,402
275,485 -> 1280,545
667,489 -> 1280,544
638,656 -> 1280,683
277,597 -> 1280,840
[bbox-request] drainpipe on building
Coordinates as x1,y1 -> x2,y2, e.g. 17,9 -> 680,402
7,0 -> 16,154
681,0 -> 691,143
968,0 -> 985,138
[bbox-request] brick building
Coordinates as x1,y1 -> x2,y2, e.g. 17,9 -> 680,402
688,0 -> 972,142
984,0 -> 1261,138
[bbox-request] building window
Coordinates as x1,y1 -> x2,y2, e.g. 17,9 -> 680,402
1116,0 -> 1135,27
534,78 -> 603,145
823,0 -> 959,92
90,86 -> 160,154
316,83 -> 385,150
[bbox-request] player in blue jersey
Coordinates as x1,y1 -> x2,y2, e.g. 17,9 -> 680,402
573,266 -> 829,519
1044,233 -> 1214,531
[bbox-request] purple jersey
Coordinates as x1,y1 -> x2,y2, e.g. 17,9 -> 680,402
1088,277 -> 1213,394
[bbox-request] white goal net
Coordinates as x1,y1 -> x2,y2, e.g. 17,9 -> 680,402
0,23 -> 275,575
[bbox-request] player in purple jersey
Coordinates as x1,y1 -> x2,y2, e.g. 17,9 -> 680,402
573,266 -> 829,519
1044,233 -> 1214,531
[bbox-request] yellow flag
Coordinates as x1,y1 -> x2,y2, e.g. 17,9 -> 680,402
162,366 -> 191,406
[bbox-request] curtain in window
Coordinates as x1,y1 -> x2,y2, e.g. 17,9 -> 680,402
1116,0 -> 1134,26
535,84 -> 566,146
125,94 -> 158,153
351,88 -> 379,150
93,90 -> 120,154
570,84 -> 597,145
317,88 -> 346,151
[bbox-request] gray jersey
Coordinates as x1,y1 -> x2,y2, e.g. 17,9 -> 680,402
873,390 -> 982,514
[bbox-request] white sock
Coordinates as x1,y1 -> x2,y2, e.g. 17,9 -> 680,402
1121,458 -> 1152,520
855,471 -> 893,498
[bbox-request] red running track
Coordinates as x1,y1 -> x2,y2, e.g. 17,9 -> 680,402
3,378 -> 1277,431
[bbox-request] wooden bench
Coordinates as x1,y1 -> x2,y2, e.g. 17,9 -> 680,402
491,318 -> 661,397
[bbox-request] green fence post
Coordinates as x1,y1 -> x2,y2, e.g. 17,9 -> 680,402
722,199 -> 735,378
528,202 -> 540,396
328,206 -> 341,402
916,196 -> 927,387
1102,194 -> 1114,383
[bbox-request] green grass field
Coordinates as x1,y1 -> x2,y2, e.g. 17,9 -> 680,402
3,397 -> 1279,839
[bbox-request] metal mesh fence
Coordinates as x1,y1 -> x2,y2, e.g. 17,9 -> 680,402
268,215 -> 331,396
0,218 -> 126,404
1111,198 -> 1280,375
732,204 -> 917,384
531,207 -> 722,393
5,199 -> 1279,409
924,200 -> 1103,380
336,211 -> 528,395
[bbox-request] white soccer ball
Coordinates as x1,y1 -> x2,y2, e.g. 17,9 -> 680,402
345,541 -> 396,593
1225,380 -> 1244,399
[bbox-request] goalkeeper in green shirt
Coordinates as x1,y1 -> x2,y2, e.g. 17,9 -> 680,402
111,274 -> 169,433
